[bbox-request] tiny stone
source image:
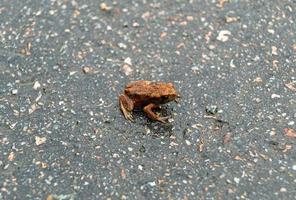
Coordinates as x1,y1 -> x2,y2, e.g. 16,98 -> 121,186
271,94 -> 280,99
11,89 -> 18,95
225,16 -> 239,23
132,22 -> 140,27
100,3 -> 111,11
118,43 -> 127,49
254,98 -> 261,103
187,16 -> 194,21
141,12 -> 150,20
128,147 -> 133,151
268,29 -> 275,34
82,66 -> 93,74
124,57 -> 132,65
272,46 -> 278,55
185,140 -> 191,146
280,187 -> 287,192
29,104 -> 37,114
292,165 -> 296,171
8,152 -> 15,161
208,45 -> 216,50
205,105 -> 218,115
35,136 -> 47,146
230,59 -> 236,68
254,77 -> 263,83
191,66 -> 199,71
217,30 -> 231,42
122,64 -> 133,76
70,71 -> 77,76
168,118 -> 174,123
33,81 -> 41,90
148,181 -> 156,186
269,130 -> 276,136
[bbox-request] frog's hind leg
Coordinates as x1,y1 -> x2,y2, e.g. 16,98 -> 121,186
119,94 -> 134,121
143,103 -> 169,123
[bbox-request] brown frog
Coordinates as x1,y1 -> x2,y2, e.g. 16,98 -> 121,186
119,80 -> 180,123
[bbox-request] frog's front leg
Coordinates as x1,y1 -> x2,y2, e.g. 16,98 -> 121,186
143,103 -> 169,123
119,94 -> 134,121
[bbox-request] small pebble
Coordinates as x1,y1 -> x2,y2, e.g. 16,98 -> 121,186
11,89 -> 18,95
132,22 -> 140,27
118,43 -> 127,49
185,140 -> 191,146
33,81 -> 41,90
225,16 -> 239,23
271,94 -> 280,99
271,46 -> 278,55
124,57 -> 132,65
100,3 -> 111,11
217,30 -> 231,42
268,29 -> 275,34
35,136 -> 47,146
138,165 -> 143,170
205,105 -> 218,115
82,66 -> 93,74
234,177 -> 240,184
122,64 -> 133,76
254,77 -> 263,83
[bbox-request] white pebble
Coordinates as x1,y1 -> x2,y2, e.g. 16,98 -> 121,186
124,57 -> 132,65
118,43 -> 127,49
33,81 -> 41,90
234,177 -> 240,184
185,140 -> 191,146
148,181 -> 156,186
138,165 -> 143,170
217,30 -> 231,42
271,94 -> 280,99
122,64 -> 133,76
11,89 -> 18,95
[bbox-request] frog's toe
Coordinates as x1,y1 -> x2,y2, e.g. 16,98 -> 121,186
158,116 -> 170,123
126,112 -> 134,121
119,95 -> 134,122
121,108 -> 133,122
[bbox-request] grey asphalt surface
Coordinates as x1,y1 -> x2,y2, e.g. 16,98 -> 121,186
1,0 -> 296,199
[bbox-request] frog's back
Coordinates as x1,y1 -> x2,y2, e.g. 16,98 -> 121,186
125,80 -> 153,96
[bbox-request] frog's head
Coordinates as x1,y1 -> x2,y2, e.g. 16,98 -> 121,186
158,82 -> 180,104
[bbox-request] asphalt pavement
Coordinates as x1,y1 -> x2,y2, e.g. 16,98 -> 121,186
0,0 -> 296,199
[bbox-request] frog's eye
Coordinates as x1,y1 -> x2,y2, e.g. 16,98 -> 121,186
162,96 -> 169,101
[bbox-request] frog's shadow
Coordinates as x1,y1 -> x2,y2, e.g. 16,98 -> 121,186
134,105 -> 174,138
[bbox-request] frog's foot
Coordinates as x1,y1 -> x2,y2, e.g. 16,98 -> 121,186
119,94 -> 134,121
143,103 -> 169,123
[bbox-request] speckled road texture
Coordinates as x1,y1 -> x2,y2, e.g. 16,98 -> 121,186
0,0 -> 296,199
